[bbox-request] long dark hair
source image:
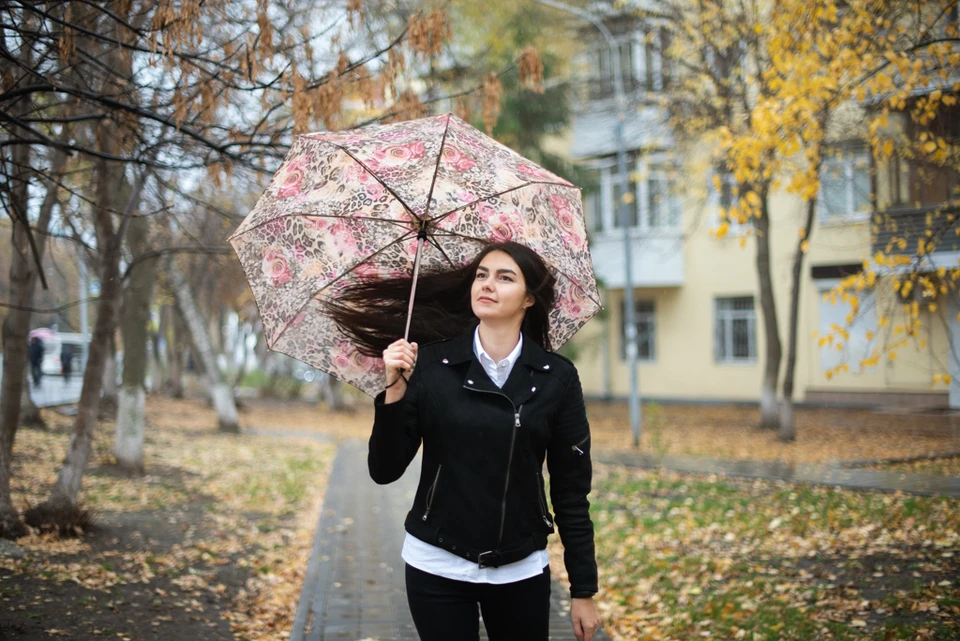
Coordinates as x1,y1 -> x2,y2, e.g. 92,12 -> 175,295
326,241 -> 557,357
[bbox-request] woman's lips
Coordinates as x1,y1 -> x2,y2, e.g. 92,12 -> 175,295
477,296 -> 496,303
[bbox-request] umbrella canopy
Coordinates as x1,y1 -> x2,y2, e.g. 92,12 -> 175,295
229,113 -> 601,396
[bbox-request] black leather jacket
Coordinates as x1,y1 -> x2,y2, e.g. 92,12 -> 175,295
369,329 -> 598,598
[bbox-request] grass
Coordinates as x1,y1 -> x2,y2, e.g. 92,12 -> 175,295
547,464 -> 960,641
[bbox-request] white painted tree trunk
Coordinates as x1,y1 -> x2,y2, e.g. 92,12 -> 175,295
167,262 -> 239,432
113,215 -> 156,473
114,387 -> 144,473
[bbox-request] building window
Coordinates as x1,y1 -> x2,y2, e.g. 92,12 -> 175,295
621,299 -> 656,361
583,167 -> 603,233
612,168 -> 640,229
587,28 -> 672,100
586,157 -> 681,233
818,284 -> 876,374
709,171 -> 749,231
646,164 -> 681,228
819,148 -> 871,222
715,297 -> 756,362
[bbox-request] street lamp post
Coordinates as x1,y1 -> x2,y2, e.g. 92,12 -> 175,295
534,0 -> 642,447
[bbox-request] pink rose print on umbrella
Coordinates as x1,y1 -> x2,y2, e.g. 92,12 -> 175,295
550,194 -> 584,244
276,157 -> 309,199
262,246 -> 293,287
352,261 -> 384,283
344,165 -> 386,199
441,145 -> 476,172
303,217 -> 331,239
559,283 -> 587,317
369,141 -> 426,169
516,162 -> 556,181
489,213 -> 519,243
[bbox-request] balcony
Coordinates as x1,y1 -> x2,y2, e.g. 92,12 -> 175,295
588,227 -> 684,288
872,203 -> 960,257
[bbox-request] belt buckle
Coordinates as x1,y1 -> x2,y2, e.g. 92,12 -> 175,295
477,550 -> 499,568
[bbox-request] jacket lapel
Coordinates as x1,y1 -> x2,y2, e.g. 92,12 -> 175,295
438,328 -> 549,408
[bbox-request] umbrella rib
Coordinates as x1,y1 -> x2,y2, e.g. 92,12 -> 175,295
428,180 -> 577,226
431,229 -> 602,308
229,213 -> 413,239
424,233 -> 458,267
421,114 -> 453,221
329,145 -> 422,223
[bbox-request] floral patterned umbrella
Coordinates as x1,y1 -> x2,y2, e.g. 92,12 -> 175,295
228,113 -> 601,396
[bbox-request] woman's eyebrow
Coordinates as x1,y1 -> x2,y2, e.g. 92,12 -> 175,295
476,266 -> 517,275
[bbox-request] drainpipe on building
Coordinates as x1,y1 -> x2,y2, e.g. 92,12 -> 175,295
535,0 -> 643,446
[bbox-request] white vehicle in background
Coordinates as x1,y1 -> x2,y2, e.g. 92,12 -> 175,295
28,328 -> 89,377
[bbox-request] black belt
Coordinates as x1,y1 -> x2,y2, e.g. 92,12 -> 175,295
429,530 -> 542,568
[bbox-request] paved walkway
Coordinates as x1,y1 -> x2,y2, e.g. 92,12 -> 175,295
594,450 -> 960,497
291,439 -> 610,641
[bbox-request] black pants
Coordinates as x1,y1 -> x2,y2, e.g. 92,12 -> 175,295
405,563 -> 551,641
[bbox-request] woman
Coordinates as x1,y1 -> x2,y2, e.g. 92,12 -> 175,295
329,241 -> 600,641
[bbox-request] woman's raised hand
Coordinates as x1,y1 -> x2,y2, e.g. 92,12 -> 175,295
382,339 -> 418,402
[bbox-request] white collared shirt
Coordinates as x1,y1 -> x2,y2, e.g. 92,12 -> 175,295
400,328 -> 549,584
474,327 -> 523,388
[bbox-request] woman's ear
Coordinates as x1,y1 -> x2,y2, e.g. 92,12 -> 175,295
524,293 -> 535,309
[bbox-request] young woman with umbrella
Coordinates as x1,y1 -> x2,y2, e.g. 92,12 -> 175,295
328,241 -> 601,641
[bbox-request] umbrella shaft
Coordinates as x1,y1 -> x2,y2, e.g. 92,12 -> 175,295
403,236 -> 425,342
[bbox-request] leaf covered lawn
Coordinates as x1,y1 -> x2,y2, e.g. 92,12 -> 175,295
1,397 -> 335,640
549,464 -> 960,641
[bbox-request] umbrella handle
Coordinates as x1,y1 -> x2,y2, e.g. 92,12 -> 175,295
403,234 -> 426,342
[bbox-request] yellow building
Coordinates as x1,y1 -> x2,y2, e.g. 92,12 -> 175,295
562,13 -> 959,409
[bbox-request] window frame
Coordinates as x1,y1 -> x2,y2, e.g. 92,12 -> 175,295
714,296 -> 757,363
818,147 -> 872,224
620,298 -> 657,362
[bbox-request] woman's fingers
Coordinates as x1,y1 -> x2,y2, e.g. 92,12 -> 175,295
382,340 -> 419,385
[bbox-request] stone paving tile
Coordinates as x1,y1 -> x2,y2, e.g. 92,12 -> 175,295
292,439 -> 610,641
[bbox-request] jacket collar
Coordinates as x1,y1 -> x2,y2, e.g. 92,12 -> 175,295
440,326 -> 550,407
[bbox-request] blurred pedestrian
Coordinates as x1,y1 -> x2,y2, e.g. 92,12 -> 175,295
29,336 -> 44,387
61,345 -> 74,382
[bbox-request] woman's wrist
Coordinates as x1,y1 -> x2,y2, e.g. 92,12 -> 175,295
383,377 -> 407,404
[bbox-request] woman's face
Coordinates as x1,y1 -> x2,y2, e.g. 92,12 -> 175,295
471,250 -> 535,324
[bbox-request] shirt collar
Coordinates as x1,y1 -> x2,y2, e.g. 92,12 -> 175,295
473,326 -> 523,368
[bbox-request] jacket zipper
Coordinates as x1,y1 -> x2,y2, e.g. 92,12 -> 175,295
463,384 -> 522,544
536,472 -> 552,527
571,434 -> 590,456
422,464 -> 442,521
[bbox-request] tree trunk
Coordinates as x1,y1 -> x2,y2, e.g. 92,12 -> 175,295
167,262 -> 239,433
0,140 -> 65,538
99,334 -> 118,415
325,376 -> 348,412
779,196 -> 818,442
164,306 -> 185,398
114,217 -> 158,473
755,190 -> 783,430
19,387 -> 44,429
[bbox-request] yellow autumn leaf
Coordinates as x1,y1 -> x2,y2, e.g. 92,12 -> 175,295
800,240 -> 810,253
745,191 -> 762,207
